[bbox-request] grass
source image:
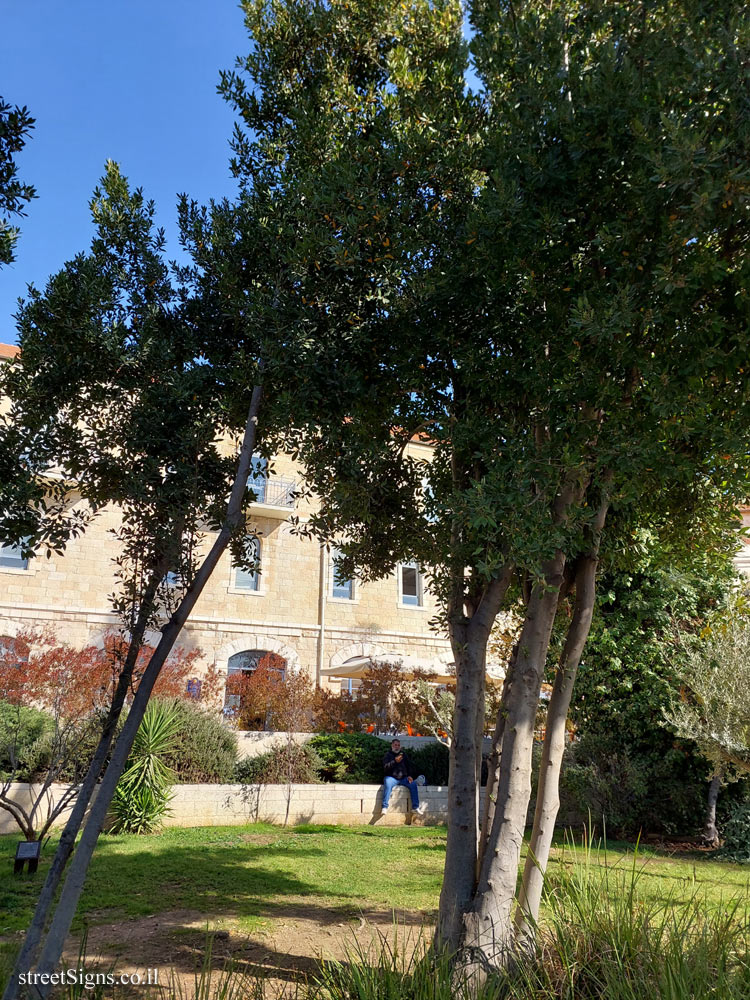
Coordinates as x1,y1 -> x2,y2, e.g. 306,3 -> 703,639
2,825 -> 749,936
0,823 -> 446,939
2,824 -> 750,997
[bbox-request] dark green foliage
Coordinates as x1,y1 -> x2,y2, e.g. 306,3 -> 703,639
0,99 -> 35,266
308,733 -> 387,784
561,731 -> 706,838
409,742 -> 449,787
55,710 -> 125,785
568,537 -> 740,836
0,702 -> 52,781
234,743 -> 322,785
309,733 -> 449,785
161,700 -> 238,784
719,801 -> 750,863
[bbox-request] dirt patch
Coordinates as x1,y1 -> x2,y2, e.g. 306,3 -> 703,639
61,904 -> 434,996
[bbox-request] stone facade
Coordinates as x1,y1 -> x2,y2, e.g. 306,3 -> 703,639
0,354 -> 449,699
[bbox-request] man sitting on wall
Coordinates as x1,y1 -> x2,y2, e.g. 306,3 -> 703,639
382,738 -> 425,815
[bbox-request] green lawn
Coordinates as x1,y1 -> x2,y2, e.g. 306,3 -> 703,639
1,824 -> 749,944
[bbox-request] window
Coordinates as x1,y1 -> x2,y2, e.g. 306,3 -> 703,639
331,548 -> 354,600
248,454 -> 268,504
0,541 -> 29,570
233,537 -> 261,592
338,677 -> 361,695
400,561 -> 423,607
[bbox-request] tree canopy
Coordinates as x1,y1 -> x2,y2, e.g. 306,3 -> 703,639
222,0 -> 750,965
0,98 -> 35,266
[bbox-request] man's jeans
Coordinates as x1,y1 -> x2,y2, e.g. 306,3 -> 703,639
383,776 -> 419,809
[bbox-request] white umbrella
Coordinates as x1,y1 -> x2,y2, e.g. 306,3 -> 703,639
322,653 -> 504,685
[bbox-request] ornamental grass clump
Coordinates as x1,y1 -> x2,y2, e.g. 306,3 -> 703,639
310,839 -> 750,1000
109,700 -> 181,835
501,838 -> 750,999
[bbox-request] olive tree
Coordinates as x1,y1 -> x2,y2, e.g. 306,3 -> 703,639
664,609 -> 750,844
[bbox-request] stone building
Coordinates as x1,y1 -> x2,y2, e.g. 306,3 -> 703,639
0,342 -> 453,700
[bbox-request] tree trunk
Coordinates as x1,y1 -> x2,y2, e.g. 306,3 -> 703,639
703,771 -> 722,848
461,551 -> 566,969
2,574 -> 165,1000
21,384 -> 263,998
514,495 -> 608,945
477,662 -> 514,881
437,567 -> 513,952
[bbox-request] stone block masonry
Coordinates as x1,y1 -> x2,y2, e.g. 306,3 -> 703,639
0,782 -> 453,834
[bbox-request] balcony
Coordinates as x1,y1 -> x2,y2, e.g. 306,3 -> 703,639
249,476 -> 297,518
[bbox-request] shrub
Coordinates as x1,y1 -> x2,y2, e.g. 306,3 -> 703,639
309,732 -> 389,783
0,701 -> 53,781
234,742 -> 322,784
561,731 -> 706,837
110,700 -> 181,834
162,699 -> 238,783
719,800 -> 750,862
309,732 -> 449,785
407,741 -> 449,786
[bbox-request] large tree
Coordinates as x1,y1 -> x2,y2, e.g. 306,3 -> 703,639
0,159 -> 285,996
223,0 -> 750,969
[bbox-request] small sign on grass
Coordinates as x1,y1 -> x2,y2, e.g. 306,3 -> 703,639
14,840 -> 41,875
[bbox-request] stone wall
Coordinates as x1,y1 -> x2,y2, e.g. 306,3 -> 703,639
0,443 -> 453,698
0,782 -> 451,835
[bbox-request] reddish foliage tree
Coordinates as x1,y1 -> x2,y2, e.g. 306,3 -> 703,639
310,663 -> 437,735
224,653 -> 287,731
0,629 -> 206,839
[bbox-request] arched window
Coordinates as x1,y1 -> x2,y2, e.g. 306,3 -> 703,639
224,649 -> 287,723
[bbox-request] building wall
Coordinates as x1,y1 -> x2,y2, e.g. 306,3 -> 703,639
0,442 -> 450,695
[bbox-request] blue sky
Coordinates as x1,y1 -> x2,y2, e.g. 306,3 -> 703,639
1,1 -> 247,341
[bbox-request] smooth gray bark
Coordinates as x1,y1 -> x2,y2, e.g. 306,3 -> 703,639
462,550 -> 566,968
3,573 -> 164,1000
703,771 -> 722,848
477,662 -> 514,881
25,385 -> 263,1000
437,567 -> 513,952
514,495 -> 608,944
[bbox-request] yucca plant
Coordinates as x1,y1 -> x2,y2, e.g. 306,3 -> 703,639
109,699 -> 181,835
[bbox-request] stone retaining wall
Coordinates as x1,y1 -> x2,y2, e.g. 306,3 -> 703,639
167,782 -> 452,827
1,779 -> 582,836
0,782 -> 451,835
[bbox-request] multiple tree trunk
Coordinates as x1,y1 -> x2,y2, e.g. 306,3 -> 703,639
439,483 -> 611,972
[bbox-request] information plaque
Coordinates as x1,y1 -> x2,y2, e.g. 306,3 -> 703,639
14,840 -> 41,874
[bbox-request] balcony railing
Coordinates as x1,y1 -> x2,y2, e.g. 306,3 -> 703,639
250,476 -> 297,508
